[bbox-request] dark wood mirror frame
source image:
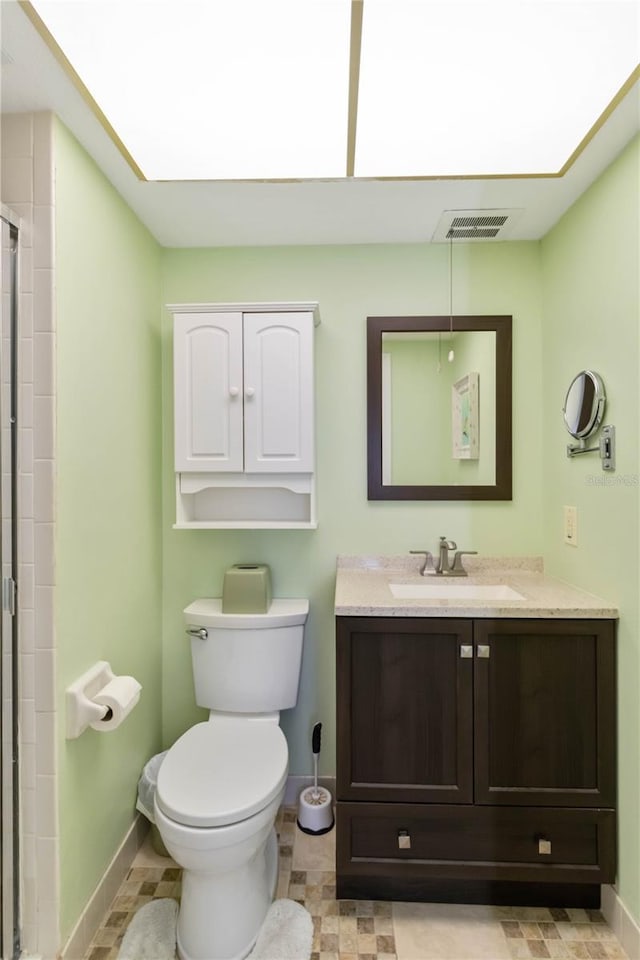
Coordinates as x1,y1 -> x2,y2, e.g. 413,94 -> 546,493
367,315 -> 512,501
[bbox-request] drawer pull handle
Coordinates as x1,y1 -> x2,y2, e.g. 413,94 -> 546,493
398,830 -> 411,850
477,644 -> 490,659
538,838 -> 552,855
460,644 -> 473,659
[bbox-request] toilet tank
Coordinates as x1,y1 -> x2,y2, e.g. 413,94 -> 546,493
183,599 -> 308,713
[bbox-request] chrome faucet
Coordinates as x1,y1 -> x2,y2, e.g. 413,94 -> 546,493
411,537 -> 477,577
438,537 -> 458,574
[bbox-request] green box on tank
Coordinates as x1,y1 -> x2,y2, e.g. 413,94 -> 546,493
222,564 -> 272,614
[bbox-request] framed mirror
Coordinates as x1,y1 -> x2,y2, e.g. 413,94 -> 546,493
367,315 -> 512,500
563,370 -> 605,440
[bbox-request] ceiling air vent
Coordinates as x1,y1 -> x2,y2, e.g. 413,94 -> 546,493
432,209 -> 523,242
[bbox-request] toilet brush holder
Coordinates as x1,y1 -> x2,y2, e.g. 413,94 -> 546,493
297,784 -> 334,836
297,721 -> 334,835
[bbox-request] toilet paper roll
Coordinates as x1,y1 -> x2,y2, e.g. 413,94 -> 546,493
89,675 -> 142,732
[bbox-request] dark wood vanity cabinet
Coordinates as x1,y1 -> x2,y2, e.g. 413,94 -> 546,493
336,616 -> 616,907
337,618 -> 475,804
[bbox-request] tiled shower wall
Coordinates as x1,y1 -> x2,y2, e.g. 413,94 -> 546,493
1,111 -> 58,958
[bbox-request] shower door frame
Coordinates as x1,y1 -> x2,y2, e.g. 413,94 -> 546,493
1,208 -> 20,960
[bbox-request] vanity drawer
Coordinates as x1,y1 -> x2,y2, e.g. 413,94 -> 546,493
337,801 -> 616,884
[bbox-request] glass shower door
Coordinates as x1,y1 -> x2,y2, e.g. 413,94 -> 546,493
1,213 -> 19,960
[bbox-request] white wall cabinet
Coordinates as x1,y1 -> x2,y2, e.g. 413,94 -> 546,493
170,302 -> 319,529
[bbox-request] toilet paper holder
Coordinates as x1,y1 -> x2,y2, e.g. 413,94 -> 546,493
66,660 -> 141,739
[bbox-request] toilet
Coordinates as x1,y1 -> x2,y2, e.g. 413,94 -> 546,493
154,598 -> 308,960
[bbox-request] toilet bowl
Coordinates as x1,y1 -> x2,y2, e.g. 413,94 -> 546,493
154,598 -> 307,960
155,715 -> 289,960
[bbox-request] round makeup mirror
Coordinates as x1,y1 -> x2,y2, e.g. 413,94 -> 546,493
563,370 -> 605,440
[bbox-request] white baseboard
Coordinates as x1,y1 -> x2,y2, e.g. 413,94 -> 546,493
59,814 -> 149,960
601,885 -> 640,959
284,775 -> 336,806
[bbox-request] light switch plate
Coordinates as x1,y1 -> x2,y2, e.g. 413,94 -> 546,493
563,505 -> 578,546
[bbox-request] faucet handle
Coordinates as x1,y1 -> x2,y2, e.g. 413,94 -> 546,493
410,550 -> 436,576
451,550 -> 478,575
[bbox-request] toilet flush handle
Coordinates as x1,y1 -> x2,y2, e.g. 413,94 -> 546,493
186,627 -> 208,640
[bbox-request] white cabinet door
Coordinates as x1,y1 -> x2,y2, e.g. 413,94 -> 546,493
174,312 -> 244,472
243,312 -> 314,473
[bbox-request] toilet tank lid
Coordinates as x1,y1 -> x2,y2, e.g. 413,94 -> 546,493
184,598 -> 309,629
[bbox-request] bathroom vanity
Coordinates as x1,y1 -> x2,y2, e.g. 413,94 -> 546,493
334,557 -> 617,908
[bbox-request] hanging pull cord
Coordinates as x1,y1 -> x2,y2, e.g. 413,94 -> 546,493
448,231 -> 455,363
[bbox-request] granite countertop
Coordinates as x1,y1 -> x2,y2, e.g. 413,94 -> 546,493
334,555 -> 618,619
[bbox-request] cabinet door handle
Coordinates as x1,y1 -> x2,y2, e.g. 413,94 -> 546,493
397,830 -> 411,849
537,838 -> 552,855
245,387 -> 255,398
477,645 -> 490,658
460,645 -> 473,658
229,386 -> 240,398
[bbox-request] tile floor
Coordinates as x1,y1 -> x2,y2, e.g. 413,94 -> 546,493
84,807 -> 629,960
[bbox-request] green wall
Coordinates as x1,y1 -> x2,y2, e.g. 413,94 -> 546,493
55,121 -> 163,939
540,135 -> 640,923
160,242 -> 544,779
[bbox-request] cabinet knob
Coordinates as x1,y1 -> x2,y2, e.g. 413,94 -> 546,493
245,387 -> 255,398
460,644 -> 473,658
229,387 -> 240,398
477,645 -> 490,659
397,830 -> 411,850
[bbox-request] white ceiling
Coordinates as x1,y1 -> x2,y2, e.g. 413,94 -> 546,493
2,0 -> 639,248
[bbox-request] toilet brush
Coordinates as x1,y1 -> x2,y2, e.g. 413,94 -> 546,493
297,722 -> 334,835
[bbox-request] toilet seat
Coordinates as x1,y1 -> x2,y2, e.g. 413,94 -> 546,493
155,717 -> 288,828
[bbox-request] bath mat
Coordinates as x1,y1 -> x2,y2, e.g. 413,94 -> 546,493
117,897 -> 312,960
248,898 -> 313,959
118,898 -> 177,959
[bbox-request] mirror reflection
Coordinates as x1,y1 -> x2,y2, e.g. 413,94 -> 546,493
563,370 -> 605,440
382,331 -> 496,486
367,315 -> 512,501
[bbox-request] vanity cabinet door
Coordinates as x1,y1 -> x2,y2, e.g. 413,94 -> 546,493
473,619 -> 616,808
336,617 -> 474,804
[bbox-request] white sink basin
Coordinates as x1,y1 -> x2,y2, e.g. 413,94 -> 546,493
389,582 -> 525,601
